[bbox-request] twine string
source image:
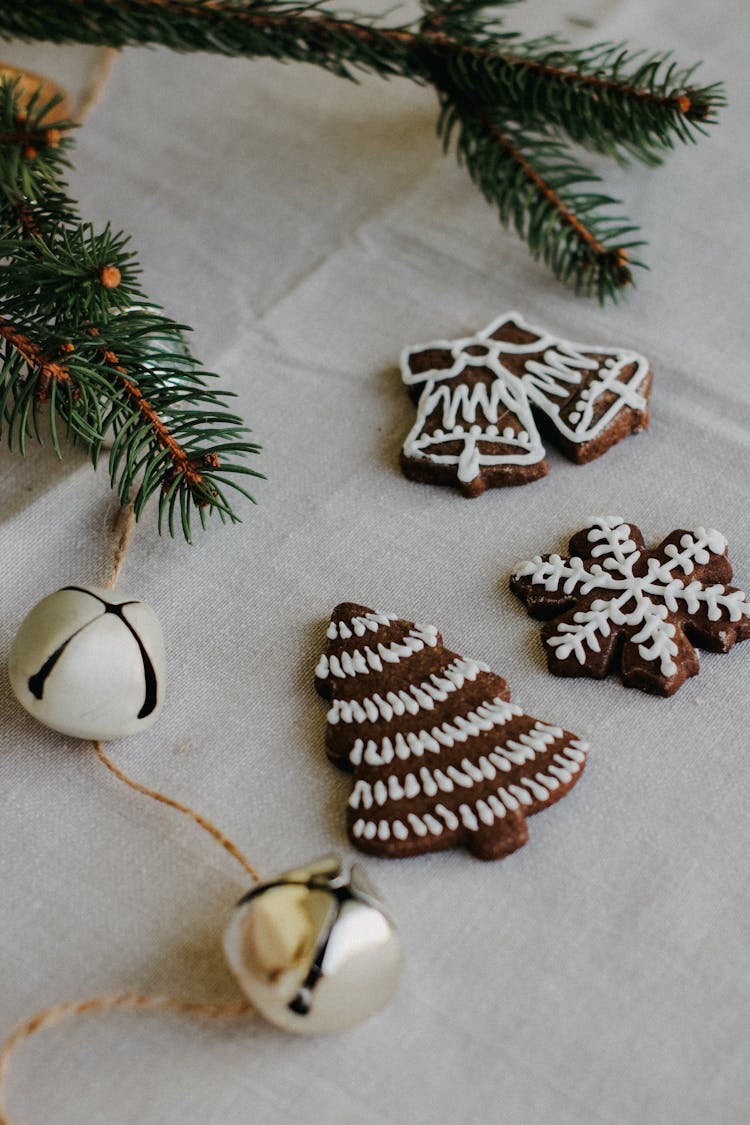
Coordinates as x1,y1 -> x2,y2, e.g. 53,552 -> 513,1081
97,504 -> 261,883
104,502 -> 136,589
0,503 -> 261,1123
94,741 -> 261,882
73,47 -> 117,123
0,994 -> 252,1125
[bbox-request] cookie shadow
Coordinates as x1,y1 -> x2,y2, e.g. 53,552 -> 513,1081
371,362 -> 410,481
0,425 -> 89,528
136,900 -> 242,1005
297,616 -> 351,849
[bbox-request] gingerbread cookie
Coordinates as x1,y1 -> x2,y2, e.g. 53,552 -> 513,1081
400,311 -> 652,496
315,603 -> 587,860
511,517 -> 750,697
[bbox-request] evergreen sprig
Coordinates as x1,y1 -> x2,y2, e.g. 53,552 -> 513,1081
0,0 -> 724,300
0,79 -> 262,541
420,2 -> 721,160
439,100 -> 641,298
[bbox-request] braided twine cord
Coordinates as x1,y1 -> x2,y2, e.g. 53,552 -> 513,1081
0,504 -> 261,1123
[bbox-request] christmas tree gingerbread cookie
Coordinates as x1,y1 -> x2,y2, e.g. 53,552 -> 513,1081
511,517 -> 750,696
315,604 -> 587,860
400,311 -> 652,496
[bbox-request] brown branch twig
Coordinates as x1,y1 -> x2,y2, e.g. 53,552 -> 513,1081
92,0 -> 702,119
0,316 -> 216,495
0,318 -> 76,397
16,201 -> 42,240
480,118 -> 630,280
0,120 -> 63,160
1,180 -> 215,495
1,172 -> 217,500
500,54 -> 693,116
94,335 -> 219,498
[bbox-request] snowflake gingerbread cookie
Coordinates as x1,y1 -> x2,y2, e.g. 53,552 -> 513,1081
400,311 -> 652,496
315,603 -> 587,860
511,517 -> 750,697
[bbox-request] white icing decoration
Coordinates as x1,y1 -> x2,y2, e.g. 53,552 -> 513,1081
318,624 -> 438,683
566,741 -> 588,763
523,777 -> 550,801
476,799 -> 494,826
446,764 -> 472,787
509,784 -> 533,807
549,760 -> 572,783
331,609 -> 589,850
345,697 -> 522,767
499,788 -> 519,812
347,729 -> 585,815
459,804 -> 479,832
328,656 -> 491,727
326,611 -> 398,642
404,774 -> 420,799
514,517 -> 748,677
436,804 -> 459,830
403,358 -> 544,483
400,311 -> 650,487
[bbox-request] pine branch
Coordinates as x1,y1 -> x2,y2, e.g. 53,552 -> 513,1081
458,44 -> 719,164
438,99 -> 642,299
0,0 -> 722,161
419,1 -> 722,156
0,0 -> 725,298
0,80 -> 262,542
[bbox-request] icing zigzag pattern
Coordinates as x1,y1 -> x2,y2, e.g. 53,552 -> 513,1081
316,602 -> 587,860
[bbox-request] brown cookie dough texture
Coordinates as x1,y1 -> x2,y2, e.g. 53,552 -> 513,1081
400,311 -> 652,496
511,517 -> 750,697
315,603 -> 587,860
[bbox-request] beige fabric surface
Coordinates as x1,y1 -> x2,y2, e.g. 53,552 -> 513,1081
1,1 -> 748,1122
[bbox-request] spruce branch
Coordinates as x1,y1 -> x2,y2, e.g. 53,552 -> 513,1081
439,99 -> 642,299
432,42 -> 723,165
0,0 -> 724,296
0,80 -> 262,542
419,3 -> 722,162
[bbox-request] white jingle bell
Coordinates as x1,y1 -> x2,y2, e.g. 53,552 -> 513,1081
8,585 -> 166,740
224,855 -> 402,1034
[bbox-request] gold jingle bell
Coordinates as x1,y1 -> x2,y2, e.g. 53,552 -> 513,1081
223,856 -> 402,1034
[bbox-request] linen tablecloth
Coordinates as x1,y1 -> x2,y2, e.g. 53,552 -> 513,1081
1,1 -> 748,1121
